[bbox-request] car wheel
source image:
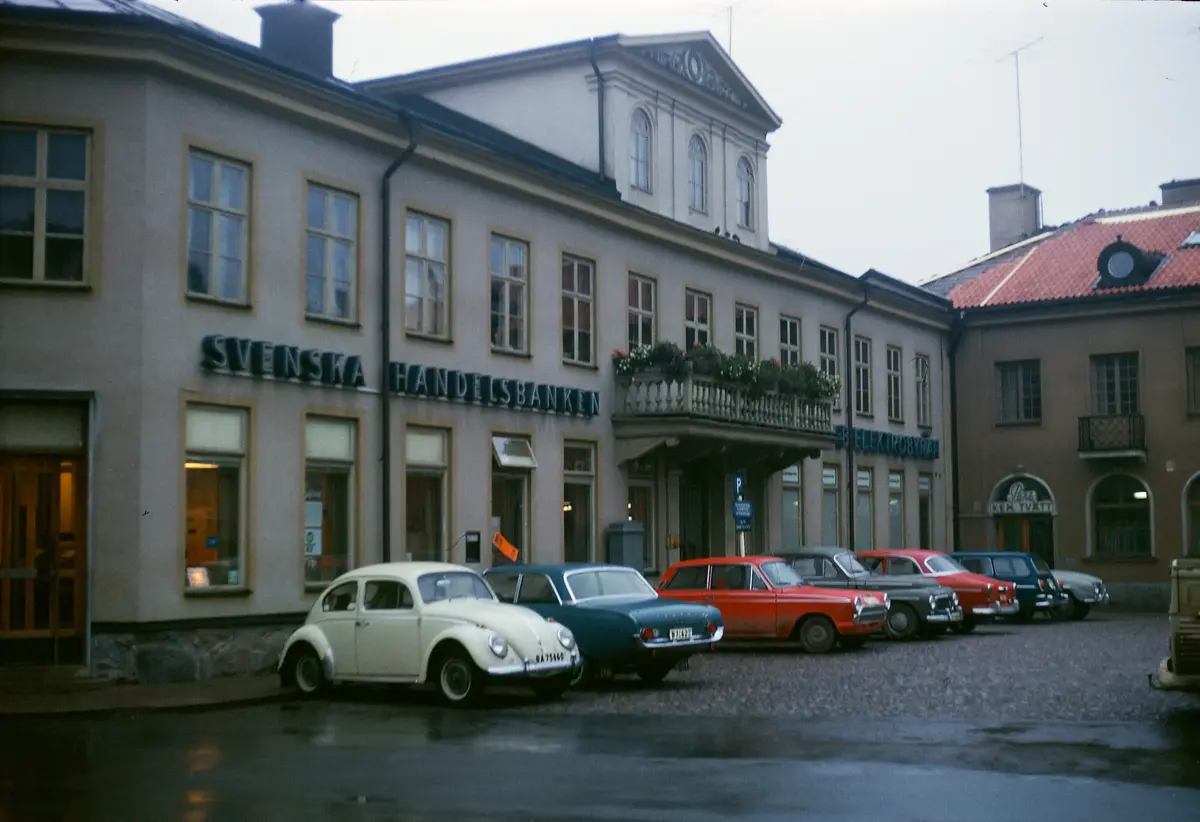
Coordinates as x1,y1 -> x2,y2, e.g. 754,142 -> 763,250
288,645 -> 328,698
797,616 -> 838,654
839,636 -> 868,651
635,661 -> 676,684
435,649 -> 485,708
1073,603 -> 1092,621
883,603 -> 921,641
1012,607 -> 1035,624
1050,596 -> 1075,622
529,673 -> 572,700
949,617 -> 976,635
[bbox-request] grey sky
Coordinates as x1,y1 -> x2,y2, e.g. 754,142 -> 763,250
149,0 -> 1200,283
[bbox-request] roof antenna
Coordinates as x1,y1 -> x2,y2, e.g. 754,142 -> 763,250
997,36 -> 1043,195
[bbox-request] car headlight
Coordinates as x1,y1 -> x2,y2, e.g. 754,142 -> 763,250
853,596 -> 864,613
488,633 -> 508,658
928,593 -> 938,608
882,594 -> 890,609
557,625 -> 576,650
952,592 -> 960,606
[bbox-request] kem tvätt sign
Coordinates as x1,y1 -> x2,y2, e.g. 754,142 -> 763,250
988,478 -> 1055,516
199,334 -> 601,419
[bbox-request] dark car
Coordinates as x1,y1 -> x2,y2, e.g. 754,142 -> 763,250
949,551 -> 1069,623
775,547 -> 963,641
483,563 -> 722,686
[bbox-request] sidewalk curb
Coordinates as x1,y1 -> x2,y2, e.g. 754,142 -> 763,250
0,688 -> 296,719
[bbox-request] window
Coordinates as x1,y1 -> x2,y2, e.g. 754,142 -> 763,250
684,289 -> 711,350
915,353 -> 932,428
1091,474 -> 1152,559
885,345 -> 903,422
888,471 -> 904,548
305,183 -> 357,321
304,416 -> 356,587
184,404 -> 248,590
779,316 -> 801,365
856,469 -> 874,550
711,564 -> 748,591
780,464 -> 803,549
363,580 -> 414,610
1187,478 -> 1200,557
885,557 -> 920,576
628,480 -> 656,571
561,254 -> 595,365
819,326 -> 840,410
734,303 -> 758,358
516,574 -> 560,605
406,427 -> 448,563
489,234 -> 529,353
627,273 -> 656,350
1188,349 -> 1200,415
998,359 -> 1042,422
321,581 -> 358,612
821,466 -> 840,545
404,213 -> 449,338
736,156 -> 754,228
0,125 -> 89,284
1092,353 -> 1139,415
664,565 -> 709,590
563,443 -> 595,563
493,436 -> 533,562
487,573 -> 518,603
630,109 -> 652,192
957,557 -> 988,576
918,473 -> 933,548
687,135 -> 707,212
186,150 -> 249,303
854,335 -> 873,416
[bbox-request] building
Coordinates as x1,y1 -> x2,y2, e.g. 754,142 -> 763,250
0,0 -> 952,681
924,178 -> 1200,609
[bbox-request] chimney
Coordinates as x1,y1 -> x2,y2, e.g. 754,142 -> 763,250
1160,178 -> 1200,208
255,0 -> 341,79
986,183 -> 1043,253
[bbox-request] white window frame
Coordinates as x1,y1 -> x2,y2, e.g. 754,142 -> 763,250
489,234 -> 529,354
304,416 -> 357,589
821,465 -> 841,545
684,289 -> 712,351
687,135 -> 707,212
854,335 -> 873,417
736,156 -> 755,229
885,344 -> 904,423
184,404 -> 249,592
820,326 -> 840,410
404,212 -> 450,339
734,303 -> 758,358
563,442 -> 596,563
0,124 -> 91,285
627,272 -> 657,350
630,109 -> 652,192
405,426 -> 449,564
856,468 -> 874,550
304,183 -> 358,322
779,316 -> 801,365
915,353 -> 932,428
561,253 -> 595,366
186,149 -> 250,303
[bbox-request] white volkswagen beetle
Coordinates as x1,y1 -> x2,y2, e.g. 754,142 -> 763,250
278,562 -> 581,706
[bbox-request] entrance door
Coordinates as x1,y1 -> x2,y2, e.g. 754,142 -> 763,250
679,471 -> 709,561
0,457 -> 86,664
491,472 -> 528,563
995,516 -> 1055,569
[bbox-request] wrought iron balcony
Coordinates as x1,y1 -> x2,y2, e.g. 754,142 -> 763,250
1078,414 -> 1146,457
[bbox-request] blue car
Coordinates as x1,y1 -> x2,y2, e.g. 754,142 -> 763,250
483,563 -> 723,686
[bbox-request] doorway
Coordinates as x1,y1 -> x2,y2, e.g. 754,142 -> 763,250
994,515 -> 1055,569
679,470 -> 709,561
491,472 -> 528,562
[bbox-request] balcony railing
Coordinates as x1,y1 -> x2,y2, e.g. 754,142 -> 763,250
1078,414 -> 1146,454
617,372 -> 834,436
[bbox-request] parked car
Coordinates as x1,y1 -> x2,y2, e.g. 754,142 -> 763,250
1149,558 -> 1200,691
775,546 -> 962,641
482,562 -> 723,686
277,562 -> 581,707
858,549 -> 1020,634
1049,563 -> 1111,621
949,551 -> 1069,623
655,555 -> 889,653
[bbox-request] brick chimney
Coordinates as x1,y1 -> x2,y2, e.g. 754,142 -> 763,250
986,183 -> 1043,253
255,0 -> 341,79
1160,178 -> 1200,208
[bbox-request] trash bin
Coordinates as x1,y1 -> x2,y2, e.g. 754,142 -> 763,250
606,522 -> 644,569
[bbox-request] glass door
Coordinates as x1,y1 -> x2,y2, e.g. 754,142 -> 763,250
491,472 -> 527,563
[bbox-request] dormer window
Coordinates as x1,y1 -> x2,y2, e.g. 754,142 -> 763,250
630,109 -> 652,192
1094,234 -> 1164,290
736,156 -> 754,229
687,135 -> 707,212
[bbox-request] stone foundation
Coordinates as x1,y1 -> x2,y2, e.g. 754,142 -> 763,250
91,624 -> 298,684
1105,582 -> 1170,613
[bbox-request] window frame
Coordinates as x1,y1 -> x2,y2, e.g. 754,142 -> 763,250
1089,473 -> 1153,559
630,109 -> 653,193
856,468 -> 874,550
781,464 -> 803,549
303,414 -> 358,590
0,123 -> 93,286
734,302 -> 758,358
1091,352 -> 1140,416
627,272 -> 657,351
887,471 -> 904,549
735,156 -> 755,229
915,353 -> 932,428
684,288 -> 712,351
404,211 -> 451,340
821,465 -> 841,546
997,359 -> 1042,424
687,134 -> 708,213
853,335 -> 873,417
303,181 -> 360,324
779,316 -> 801,365
183,402 -> 251,595
562,441 -> 597,564
185,148 -> 252,305
1188,348 -> 1200,416
489,233 -> 530,355
628,478 -> 657,572
560,253 -> 595,366
405,425 -> 450,564
918,473 -> 933,549
885,344 -> 904,423
819,326 -> 840,411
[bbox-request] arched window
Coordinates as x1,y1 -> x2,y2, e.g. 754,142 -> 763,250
1091,474 -> 1152,559
687,135 -> 707,212
736,156 -> 754,228
1187,477 -> 1200,557
630,109 -> 652,192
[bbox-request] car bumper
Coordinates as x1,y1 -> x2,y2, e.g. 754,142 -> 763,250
853,605 -> 889,624
1035,593 -> 1068,608
1077,591 -> 1111,605
637,625 -> 724,652
971,602 -> 1020,617
488,654 -> 580,678
925,608 -> 964,624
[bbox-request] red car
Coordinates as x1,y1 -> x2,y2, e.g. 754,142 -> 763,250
656,556 -> 889,653
858,549 -> 1019,634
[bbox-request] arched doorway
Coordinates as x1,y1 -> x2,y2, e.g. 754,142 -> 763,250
988,475 -> 1056,568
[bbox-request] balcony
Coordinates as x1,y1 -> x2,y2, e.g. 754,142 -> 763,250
1078,414 -> 1146,460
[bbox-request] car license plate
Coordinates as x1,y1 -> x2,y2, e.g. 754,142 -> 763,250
669,627 -> 692,641
950,611 -> 963,621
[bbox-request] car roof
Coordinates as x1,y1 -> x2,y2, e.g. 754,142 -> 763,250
858,549 -> 943,559
483,563 -> 632,575
776,546 -> 846,557
949,550 -> 1024,558
669,555 -> 780,568
336,562 -> 470,582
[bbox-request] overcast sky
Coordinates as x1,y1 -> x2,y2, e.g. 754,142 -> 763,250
150,0 -> 1199,283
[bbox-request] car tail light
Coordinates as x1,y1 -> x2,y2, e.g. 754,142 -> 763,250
641,627 -> 655,641
986,583 -> 993,602
1038,578 -> 1047,591
706,623 -> 718,636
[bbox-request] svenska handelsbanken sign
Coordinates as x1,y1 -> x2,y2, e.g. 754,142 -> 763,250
199,334 -> 601,419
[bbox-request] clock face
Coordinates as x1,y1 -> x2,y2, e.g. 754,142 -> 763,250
1106,250 -> 1135,279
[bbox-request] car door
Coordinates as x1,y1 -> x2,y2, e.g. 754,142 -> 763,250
818,557 -> 855,590
659,564 -> 711,606
354,578 -> 422,679
316,580 -> 360,676
708,563 -> 775,638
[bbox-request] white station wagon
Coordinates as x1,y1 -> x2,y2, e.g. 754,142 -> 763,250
278,562 -> 581,706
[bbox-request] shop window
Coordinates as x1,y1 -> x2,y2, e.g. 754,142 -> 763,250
856,469 -> 874,550
780,464 -> 803,549
821,466 -> 840,545
627,480 -> 656,571
185,404 -> 248,590
406,427 -> 448,562
563,442 -> 595,563
492,435 -> 533,563
888,471 -> 904,548
304,416 -> 356,587
1090,474 -> 1152,559
918,473 -> 933,548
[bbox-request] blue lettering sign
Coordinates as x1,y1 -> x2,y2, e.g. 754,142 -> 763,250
833,425 -> 939,460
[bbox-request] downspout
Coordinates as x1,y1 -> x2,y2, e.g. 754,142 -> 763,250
947,310 -> 966,551
380,115 -> 419,563
587,41 -> 606,181
843,283 -> 871,552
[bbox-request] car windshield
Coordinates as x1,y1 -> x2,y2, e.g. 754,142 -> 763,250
566,568 -> 656,600
759,561 -> 804,588
1030,555 -> 1052,574
834,553 -> 870,577
417,571 -> 495,603
925,555 -> 968,574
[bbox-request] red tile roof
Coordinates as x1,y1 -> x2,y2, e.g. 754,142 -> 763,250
934,205 -> 1200,308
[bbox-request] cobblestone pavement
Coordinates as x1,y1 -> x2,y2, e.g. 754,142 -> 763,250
512,613 -> 1194,722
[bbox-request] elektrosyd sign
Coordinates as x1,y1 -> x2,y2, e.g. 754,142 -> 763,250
199,334 -> 601,419
832,425 -> 940,460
